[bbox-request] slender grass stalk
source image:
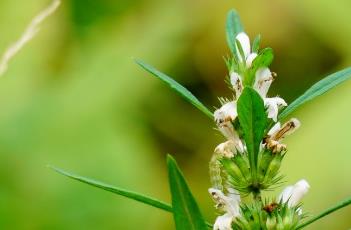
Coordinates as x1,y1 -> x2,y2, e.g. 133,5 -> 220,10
297,197 -> 351,229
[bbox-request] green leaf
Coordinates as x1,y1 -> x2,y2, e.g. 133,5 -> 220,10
252,34 -> 261,53
237,87 -> 267,173
245,48 -> 274,86
135,59 -> 213,119
167,155 -> 208,230
226,9 -> 244,56
49,165 -> 172,212
279,67 -> 351,120
51,165 -> 213,229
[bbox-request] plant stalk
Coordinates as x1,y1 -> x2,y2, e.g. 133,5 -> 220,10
297,196 -> 351,229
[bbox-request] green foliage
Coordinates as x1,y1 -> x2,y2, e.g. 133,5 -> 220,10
167,155 -> 208,230
50,166 -> 173,211
246,48 -> 274,86
237,87 -> 267,174
221,150 -> 284,195
234,201 -> 302,230
279,67 -> 351,120
252,34 -> 261,53
135,59 -> 213,119
226,9 -> 244,56
297,196 -> 351,229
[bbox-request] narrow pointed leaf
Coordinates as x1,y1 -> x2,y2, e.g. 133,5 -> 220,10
297,196 -> 351,229
50,166 -> 172,212
135,59 -> 213,119
237,87 -> 267,171
51,165 -> 213,228
226,9 -> 244,55
279,67 -> 351,120
167,155 -> 208,230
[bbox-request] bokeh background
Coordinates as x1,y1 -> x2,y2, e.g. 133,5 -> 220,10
0,0 -> 350,229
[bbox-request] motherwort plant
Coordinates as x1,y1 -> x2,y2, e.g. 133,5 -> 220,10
52,9 -> 351,230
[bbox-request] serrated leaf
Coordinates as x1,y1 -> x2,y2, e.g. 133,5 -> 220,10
167,155 -> 208,230
279,67 -> 351,120
50,166 -> 172,212
226,9 -> 244,56
246,48 -> 274,86
237,87 -> 267,172
135,59 -> 213,119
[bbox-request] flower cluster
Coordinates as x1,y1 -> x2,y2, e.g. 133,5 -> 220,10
209,32 -> 310,229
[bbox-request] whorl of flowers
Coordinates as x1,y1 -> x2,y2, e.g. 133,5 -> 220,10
209,31 -> 309,230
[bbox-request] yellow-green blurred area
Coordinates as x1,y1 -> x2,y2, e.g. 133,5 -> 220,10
0,0 -> 350,229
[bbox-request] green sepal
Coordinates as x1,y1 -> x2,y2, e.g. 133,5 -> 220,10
245,48 -> 274,86
257,150 -> 275,182
221,157 -> 249,193
232,154 -> 251,182
252,34 -> 261,53
263,154 -> 284,184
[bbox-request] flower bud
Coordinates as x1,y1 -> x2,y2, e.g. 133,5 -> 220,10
278,179 -> 310,207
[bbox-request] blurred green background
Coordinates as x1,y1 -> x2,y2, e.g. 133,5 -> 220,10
0,0 -> 350,229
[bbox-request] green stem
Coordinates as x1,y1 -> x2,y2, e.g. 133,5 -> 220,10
297,196 -> 351,229
252,188 -> 261,202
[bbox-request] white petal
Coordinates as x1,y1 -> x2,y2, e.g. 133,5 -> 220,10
208,188 -> 241,216
264,97 -> 287,121
289,179 -> 310,207
236,32 -> 251,59
215,141 -> 236,158
278,180 -> 310,207
227,188 -> 241,203
270,118 -> 300,141
214,213 -> 234,230
246,52 -> 257,67
254,68 -> 273,98
278,185 -> 294,203
214,102 -> 239,140
297,208 -> 303,215
214,102 -> 237,123
230,72 -> 243,99
268,122 -> 281,136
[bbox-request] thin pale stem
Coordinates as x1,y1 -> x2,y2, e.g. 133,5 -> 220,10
297,196 -> 351,229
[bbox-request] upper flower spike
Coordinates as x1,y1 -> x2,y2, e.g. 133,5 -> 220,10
235,32 -> 257,67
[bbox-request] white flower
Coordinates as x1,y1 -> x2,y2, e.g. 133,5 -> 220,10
214,102 -> 239,140
265,119 -> 300,153
252,67 -> 287,121
278,179 -> 310,207
213,214 -> 233,230
209,188 -> 241,230
230,71 -> 243,99
264,97 -> 287,122
253,67 -> 274,98
235,32 -> 257,67
215,140 -> 244,158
